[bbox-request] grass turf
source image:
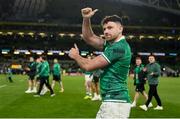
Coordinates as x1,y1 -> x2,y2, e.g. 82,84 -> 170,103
0,74 -> 180,118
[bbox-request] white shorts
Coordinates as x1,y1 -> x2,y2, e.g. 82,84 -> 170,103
85,74 -> 93,81
96,101 -> 131,119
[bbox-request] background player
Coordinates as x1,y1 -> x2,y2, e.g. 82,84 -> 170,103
51,58 -> 64,93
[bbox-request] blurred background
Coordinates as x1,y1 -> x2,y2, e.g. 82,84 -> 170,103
0,0 -> 180,76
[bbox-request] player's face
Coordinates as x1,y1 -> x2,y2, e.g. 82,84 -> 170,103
136,59 -> 142,66
103,21 -> 123,41
39,57 -> 43,62
36,58 -> 40,63
148,56 -> 155,63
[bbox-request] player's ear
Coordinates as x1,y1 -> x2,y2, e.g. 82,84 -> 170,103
119,25 -> 123,33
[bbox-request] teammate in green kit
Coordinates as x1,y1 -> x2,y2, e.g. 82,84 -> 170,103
34,56 -> 55,97
131,57 -> 152,108
51,58 -> 64,92
91,69 -> 102,101
25,57 -> 37,93
6,67 -> 13,83
69,7 -> 132,118
34,57 -> 42,92
83,55 -> 93,99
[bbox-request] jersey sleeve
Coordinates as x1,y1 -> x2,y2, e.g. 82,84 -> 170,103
101,45 -> 125,63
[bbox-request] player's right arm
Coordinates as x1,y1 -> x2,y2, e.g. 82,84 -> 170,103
81,7 -> 104,50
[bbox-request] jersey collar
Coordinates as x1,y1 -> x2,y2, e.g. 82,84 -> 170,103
115,35 -> 125,42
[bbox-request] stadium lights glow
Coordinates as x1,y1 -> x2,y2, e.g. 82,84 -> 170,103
147,35 -> 155,39
167,36 -> 174,39
15,50 -> 30,55
18,32 -> 24,36
138,52 -> 151,56
7,32 -> 13,35
93,51 -> 102,55
128,35 -> 134,39
31,50 -> 44,55
139,35 -> 145,40
39,32 -> 46,37
81,51 -> 89,56
178,37 -> 180,40
59,33 -> 65,37
37,52 -> 43,55
68,33 -> 75,37
2,49 -> 10,54
14,51 -> 20,54
64,50 -> 69,54
28,32 -> 34,36
159,36 -> 165,40
25,51 -> 31,55
81,53 -> 87,56
47,52 -> 53,55
2,51 -> 8,54
0,31 -> 3,34
59,52 -> 65,56
153,53 -> 165,56
169,53 -> 177,56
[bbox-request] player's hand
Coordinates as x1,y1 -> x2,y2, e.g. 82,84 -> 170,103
81,7 -> 98,18
69,44 -> 80,59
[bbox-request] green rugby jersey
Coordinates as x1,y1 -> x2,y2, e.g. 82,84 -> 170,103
84,71 -> 92,75
53,63 -> 61,76
36,62 -> 42,75
38,61 -> 50,77
100,36 -> 132,103
134,64 -> 144,85
28,61 -> 36,75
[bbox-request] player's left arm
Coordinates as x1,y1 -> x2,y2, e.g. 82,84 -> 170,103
69,44 -> 109,71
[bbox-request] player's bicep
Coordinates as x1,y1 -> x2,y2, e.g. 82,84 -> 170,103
87,35 -> 105,50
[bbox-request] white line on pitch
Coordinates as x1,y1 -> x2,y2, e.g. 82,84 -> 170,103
0,84 -> 7,89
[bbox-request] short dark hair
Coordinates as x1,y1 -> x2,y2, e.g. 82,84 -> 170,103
101,15 -> 123,26
36,55 -> 46,60
136,57 -> 142,60
41,55 -> 47,60
148,55 -> 155,58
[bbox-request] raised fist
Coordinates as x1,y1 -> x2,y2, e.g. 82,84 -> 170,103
81,7 -> 98,18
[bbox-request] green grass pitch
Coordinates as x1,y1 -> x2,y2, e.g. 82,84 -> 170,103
0,74 -> 180,118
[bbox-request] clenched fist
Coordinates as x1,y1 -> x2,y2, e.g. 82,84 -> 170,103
81,7 -> 98,18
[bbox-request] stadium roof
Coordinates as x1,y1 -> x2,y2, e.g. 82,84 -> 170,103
0,0 -> 180,27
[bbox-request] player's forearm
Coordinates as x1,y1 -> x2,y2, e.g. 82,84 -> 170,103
82,18 -> 95,41
73,54 -> 92,71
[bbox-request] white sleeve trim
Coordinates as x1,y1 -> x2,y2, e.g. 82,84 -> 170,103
102,53 -> 111,63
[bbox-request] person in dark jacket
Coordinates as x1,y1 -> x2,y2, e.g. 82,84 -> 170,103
139,55 -> 163,111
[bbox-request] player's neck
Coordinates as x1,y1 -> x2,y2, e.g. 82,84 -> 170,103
114,34 -> 124,42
